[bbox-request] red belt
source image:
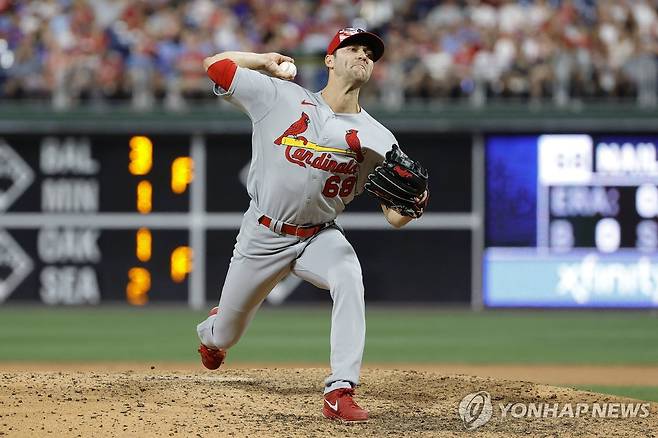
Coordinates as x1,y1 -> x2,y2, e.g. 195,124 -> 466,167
258,215 -> 326,239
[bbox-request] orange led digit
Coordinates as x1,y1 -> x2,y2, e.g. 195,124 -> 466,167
170,246 -> 193,282
137,180 -> 152,213
126,267 -> 151,306
171,157 -> 194,194
136,228 -> 152,262
129,136 -> 153,175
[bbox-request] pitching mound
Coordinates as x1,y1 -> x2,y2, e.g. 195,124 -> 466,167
1,368 -> 656,437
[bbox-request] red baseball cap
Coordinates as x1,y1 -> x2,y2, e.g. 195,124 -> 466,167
326,27 -> 385,62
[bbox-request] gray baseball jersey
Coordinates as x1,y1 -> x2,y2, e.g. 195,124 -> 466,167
215,67 -> 397,225
198,65 -> 397,392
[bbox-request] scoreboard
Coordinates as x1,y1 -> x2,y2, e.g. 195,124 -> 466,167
485,134 -> 658,307
0,134 -> 211,306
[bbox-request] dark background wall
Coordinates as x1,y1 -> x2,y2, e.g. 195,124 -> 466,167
0,130 -> 474,305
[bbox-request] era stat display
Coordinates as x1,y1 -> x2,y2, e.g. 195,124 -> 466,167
485,134 -> 658,307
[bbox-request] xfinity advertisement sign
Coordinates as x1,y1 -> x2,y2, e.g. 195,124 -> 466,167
484,249 -> 658,308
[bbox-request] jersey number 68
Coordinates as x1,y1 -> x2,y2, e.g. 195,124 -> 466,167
322,175 -> 357,198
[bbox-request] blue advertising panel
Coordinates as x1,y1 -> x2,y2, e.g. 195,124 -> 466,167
485,134 -> 658,307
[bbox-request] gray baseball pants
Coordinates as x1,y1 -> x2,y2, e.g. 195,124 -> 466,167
197,204 -> 365,392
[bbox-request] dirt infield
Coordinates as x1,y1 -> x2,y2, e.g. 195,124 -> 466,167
1,367 -> 657,437
4,362 -> 658,385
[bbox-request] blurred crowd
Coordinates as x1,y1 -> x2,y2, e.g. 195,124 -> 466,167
0,0 -> 656,109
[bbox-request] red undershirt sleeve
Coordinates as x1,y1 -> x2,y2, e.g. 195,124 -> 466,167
205,58 -> 277,122
206,58 -> 237,91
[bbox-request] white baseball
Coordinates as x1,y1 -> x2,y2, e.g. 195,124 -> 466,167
279,61 -> 297,78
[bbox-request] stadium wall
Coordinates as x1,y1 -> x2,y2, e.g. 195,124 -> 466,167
0,106 -> 656,307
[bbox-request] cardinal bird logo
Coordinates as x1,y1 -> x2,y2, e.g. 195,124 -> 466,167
393,165 -> 413,178
345,129 -> 364,163
274,112 -> 310,145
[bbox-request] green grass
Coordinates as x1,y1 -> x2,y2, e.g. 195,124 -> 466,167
0,307 -> 657,364
568,385 -> 658,403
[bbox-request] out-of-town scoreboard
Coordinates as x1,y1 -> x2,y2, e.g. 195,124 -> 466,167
0,134 -> 199,306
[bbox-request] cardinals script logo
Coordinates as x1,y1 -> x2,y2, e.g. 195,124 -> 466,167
274,113 -> 362,175
273,113 -> 365,199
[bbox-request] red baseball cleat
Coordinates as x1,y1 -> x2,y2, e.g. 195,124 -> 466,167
198,307 -> 226,370
198,344 -> 226,370
322,388 -> 369,422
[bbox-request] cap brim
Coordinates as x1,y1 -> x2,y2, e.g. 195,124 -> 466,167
336,32 -> 385,62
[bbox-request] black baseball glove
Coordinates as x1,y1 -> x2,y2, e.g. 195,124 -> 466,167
364,144 -> 429,218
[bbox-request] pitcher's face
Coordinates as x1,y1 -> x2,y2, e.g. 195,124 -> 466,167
326,44 -> 374,86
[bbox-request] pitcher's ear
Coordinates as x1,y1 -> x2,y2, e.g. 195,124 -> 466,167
325,54 -> 334,69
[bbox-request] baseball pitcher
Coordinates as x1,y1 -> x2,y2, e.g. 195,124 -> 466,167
196,28 -> 429,422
